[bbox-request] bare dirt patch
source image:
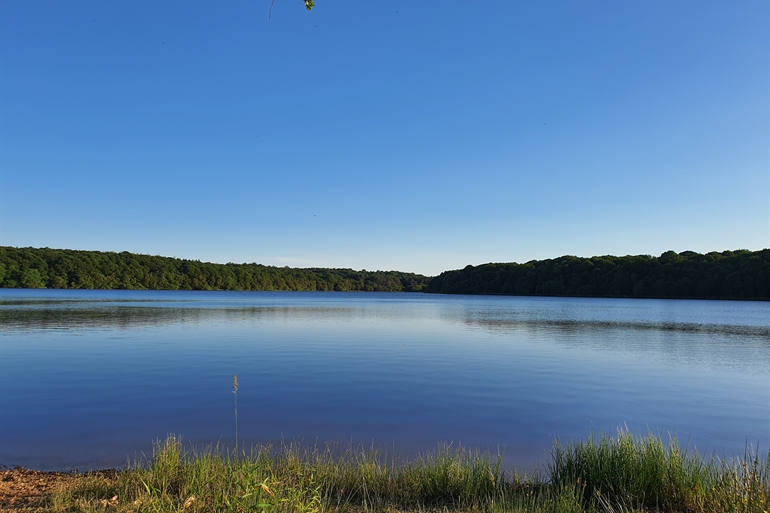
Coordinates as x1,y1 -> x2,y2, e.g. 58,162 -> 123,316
0,467 -> 115,512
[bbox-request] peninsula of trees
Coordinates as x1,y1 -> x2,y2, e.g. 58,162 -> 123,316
0,247 -> 430,292
1,246 -> 768,300
426,249 -> 769,300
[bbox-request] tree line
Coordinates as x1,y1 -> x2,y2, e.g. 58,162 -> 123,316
425,249 -> 770,300
2,247 -> 768,299
0,247 -> 430,292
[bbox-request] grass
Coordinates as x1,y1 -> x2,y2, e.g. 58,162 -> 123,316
47,430 -> 769,513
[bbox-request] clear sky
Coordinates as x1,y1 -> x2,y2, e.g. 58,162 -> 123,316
1,1 -> 768,276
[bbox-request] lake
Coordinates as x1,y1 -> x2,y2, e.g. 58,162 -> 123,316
1,289 -> 768,471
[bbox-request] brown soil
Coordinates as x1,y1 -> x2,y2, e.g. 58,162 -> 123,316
0,467 -> 117,512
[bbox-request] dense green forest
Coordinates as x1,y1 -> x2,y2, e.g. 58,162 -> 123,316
2,247 -> 769,299
426,249 -> 770,299
0,247 -> 430,292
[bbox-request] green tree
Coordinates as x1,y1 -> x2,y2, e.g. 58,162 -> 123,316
21,268 -> 46,288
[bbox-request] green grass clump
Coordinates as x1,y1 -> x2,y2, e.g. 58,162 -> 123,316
51,436 -> 323,513
48,431 -> 769,513
548,429 -> 770,513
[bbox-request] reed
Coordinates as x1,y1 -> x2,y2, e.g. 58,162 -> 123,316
48,432 -> 769,513
232,374 -> 239,457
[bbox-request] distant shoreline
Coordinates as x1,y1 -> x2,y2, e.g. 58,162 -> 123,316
2,246 -> 768,300
426,248 -> 770,301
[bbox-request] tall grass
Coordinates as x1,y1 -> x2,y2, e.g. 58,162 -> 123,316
548,429 -> 770,513
49,431 -> 769,513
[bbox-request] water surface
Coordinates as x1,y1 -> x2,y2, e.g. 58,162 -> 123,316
1,290 -> 768,471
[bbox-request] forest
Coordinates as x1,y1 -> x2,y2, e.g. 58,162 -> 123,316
0,247 -> 430,292
2,247 -> 769,299
426,249 -> 770,300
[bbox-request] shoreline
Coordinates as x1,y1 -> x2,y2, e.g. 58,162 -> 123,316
2,432 -> 768,513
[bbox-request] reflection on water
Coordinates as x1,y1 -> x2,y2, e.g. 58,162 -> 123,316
1,289 -> 768,471
460,314 -> 770,338
5,294 -> 768,339
0,305 -> 358,332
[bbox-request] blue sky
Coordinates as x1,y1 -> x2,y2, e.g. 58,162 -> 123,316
1,1 -> 768,275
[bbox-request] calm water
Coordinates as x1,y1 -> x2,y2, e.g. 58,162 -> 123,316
1,289 -> 768,471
